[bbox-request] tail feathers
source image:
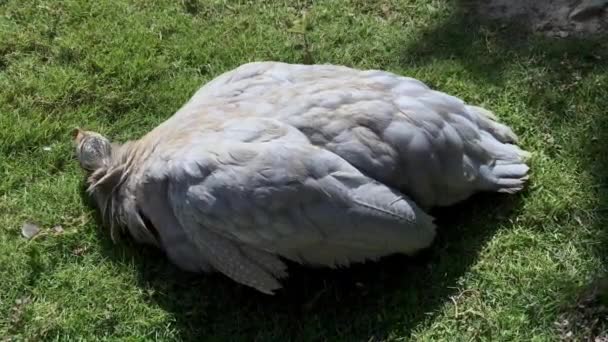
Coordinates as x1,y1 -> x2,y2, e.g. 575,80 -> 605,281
239,245 -> 289,279
478,130 -> 530,163
466,105 -> 519,144
480,158 -> 530,194
495,146 -> 531,164
475,127 -> 531,194
492,163 -> 530,178
491,163 -> 530,194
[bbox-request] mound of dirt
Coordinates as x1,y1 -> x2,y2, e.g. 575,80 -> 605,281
469,0 -> 608,37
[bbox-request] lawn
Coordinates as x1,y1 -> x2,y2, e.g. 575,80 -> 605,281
1,0 -> 607,340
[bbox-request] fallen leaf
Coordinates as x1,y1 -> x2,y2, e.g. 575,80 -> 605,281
73,246 -> 88,256
21,222 -> 40,240
381,4 -> 391,17
53,225 -> 64,234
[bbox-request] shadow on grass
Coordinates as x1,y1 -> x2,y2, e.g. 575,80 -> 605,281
401,3 -> 606,90
81,182 -> 525,340
552,67 -> 608,340
405,4 -> 608,339
554,109 -> 608,339
79,3 -> 608,340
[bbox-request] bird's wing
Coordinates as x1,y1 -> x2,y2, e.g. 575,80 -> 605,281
137,118 -> 435,294
170,62 -> 528,208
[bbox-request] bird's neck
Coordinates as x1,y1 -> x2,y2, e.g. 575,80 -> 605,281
86,138 -> 158,244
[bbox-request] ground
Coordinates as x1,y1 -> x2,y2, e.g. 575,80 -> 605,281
470,0 -> 608,37
0,0 -> 607,341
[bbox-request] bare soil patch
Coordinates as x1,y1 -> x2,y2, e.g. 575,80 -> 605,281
467,0 -> 608,37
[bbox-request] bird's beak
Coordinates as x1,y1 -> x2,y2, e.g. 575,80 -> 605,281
71,127 -> 85,144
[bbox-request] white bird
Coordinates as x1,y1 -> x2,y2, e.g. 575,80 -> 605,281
73,61 -> 530,294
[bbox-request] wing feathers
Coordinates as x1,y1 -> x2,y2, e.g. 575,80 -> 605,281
181,225 -> 283,294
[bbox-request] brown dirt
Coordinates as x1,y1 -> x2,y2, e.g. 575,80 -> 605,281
555,277 -> 608,341
466,0 -> 608,37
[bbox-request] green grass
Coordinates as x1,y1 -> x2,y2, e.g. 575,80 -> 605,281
1,0 -> 607,340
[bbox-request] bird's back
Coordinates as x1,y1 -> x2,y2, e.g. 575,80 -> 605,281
156,62 -> 529,207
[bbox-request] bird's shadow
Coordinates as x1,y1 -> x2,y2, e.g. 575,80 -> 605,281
80,178 -> 526,340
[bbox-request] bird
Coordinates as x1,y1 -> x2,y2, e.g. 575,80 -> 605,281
73,61 -> 530,294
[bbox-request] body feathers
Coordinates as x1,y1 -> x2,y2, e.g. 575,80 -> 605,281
83,62 -> 529,294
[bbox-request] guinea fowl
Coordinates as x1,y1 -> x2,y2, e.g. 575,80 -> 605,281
73,61 -> 530,294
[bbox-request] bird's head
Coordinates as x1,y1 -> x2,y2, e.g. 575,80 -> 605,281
72,128 -> 113,173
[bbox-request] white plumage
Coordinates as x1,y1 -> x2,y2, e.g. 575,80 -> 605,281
73,61 -> 530,294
